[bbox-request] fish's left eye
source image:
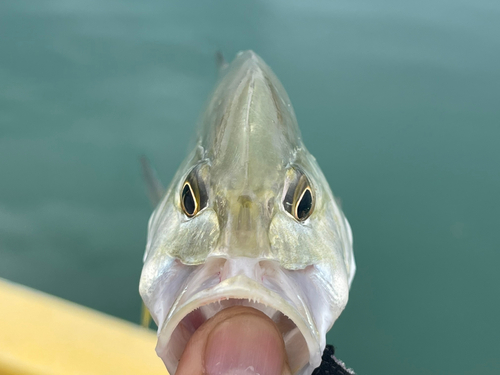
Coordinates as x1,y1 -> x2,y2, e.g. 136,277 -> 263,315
181,182 -> 197,217
283,169 -> 315,222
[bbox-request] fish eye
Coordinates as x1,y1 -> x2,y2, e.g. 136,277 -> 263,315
180,165 -> 209,218
181,182 -> 197,217
283,169 -> 314,222
296,186 -> 313,220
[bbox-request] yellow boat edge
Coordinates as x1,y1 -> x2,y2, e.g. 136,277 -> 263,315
0,278 -> 167,375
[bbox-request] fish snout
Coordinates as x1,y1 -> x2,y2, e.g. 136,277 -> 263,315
216,193 -> 273,259
220,257 -> 264,283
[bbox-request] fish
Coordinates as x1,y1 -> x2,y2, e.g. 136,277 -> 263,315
139,51 -> 356,375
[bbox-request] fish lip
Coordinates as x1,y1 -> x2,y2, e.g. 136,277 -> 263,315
156,274 -> 322,375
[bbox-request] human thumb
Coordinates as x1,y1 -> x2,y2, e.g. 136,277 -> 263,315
176,306 -> 291,375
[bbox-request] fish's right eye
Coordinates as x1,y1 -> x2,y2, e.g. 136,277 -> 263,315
180,165 -> 209,218
283,168 -> 315,222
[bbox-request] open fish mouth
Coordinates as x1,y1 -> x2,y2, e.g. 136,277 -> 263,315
154,258 -> 323,375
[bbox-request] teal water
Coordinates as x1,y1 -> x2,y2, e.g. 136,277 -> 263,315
1,1 -> 499,374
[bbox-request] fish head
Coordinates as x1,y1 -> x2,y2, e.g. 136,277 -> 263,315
139,51 -> 356,375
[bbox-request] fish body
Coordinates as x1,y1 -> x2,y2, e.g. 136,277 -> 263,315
139,51 -> 355,375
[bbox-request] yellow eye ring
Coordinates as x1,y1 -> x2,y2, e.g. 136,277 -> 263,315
294,185 -> 313,221
181,181 -> 198,217
283,168 -> 314,222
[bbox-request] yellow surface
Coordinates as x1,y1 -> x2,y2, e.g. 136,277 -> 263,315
0,278 -> 167,375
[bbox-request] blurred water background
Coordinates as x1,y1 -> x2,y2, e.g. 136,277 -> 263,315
1,1 -> 499,374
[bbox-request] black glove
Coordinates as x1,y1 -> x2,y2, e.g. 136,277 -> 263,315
312,345 -> 355,375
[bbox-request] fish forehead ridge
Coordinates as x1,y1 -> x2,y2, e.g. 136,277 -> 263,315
199,50 -> 303,192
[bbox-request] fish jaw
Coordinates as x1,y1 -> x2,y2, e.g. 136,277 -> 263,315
140,255 -> 350,375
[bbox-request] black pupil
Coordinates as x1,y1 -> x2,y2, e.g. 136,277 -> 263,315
297,189 -> 312,220
182,184 -> 196,216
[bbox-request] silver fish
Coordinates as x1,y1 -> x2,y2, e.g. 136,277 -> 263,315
139,51 -> 356,375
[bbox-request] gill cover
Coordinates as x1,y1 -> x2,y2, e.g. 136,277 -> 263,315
140,51 -> 355,375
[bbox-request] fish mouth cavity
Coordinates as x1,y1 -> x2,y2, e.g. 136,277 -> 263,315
155,262 -> 322,375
